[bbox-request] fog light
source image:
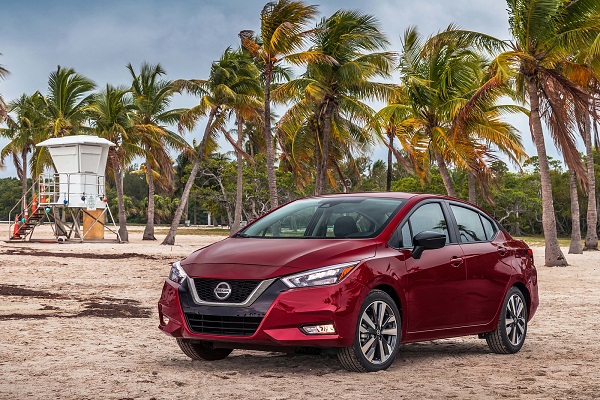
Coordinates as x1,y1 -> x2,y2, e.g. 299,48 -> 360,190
301,324 -> 336,335
162,315 -> 170,325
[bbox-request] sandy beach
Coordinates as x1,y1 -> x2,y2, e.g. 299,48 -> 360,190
1,227 -> 599,399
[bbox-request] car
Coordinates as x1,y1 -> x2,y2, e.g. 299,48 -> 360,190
158,192 -> 538,372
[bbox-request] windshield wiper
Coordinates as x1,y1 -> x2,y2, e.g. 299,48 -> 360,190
233,232 -> 251,238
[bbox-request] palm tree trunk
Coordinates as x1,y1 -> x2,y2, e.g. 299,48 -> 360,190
231,115 -> 244,234
333,159 -> 348,193
527,78 -> 567,266
20,150 -> 27,215
467,170 -> 476,204
568,169 -> 583,254
263,66 -> 278,209
143,160 -> 156,240
314,127 -> 322,195
583,109 -> 598,250
161,108 -> 217,245
386,129 -> 393,192
316,100 -> 333,195
433,151 -> 457,197
113,165 -> 128,242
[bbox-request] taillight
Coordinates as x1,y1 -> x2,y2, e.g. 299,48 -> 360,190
526,248 -> 534,262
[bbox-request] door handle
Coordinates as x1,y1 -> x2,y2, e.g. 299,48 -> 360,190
450,256 -> 463,267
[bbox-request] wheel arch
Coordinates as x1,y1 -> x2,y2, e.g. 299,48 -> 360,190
512,281 -> 531,317
372,283 -> 403,318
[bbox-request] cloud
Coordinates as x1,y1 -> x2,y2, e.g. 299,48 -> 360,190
0,0 -> 562,178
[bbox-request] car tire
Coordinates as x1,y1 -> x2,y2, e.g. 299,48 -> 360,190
176,338 -> 233,361
486,286 -> 528,354
338,290 -> 401,372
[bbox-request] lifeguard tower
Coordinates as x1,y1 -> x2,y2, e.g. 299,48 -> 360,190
8,135 -> 121,242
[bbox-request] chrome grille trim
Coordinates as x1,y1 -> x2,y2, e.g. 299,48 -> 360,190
187,277 -> 277,307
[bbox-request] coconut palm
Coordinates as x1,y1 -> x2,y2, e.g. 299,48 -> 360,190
30,66 -> 96,174
44,66 -> 96,137
0,92 -> 47,211
569,51 -> 600,250
374,28 -> 527,203
369,86 -> 426,189
161,48 -> 262,245
240,0 -> 327,208
568,168 -> 583,254
88,84 -> 141,242
374,27 -> 490,197
228,83 -> 263,233
127,62 -> 189,240
583,113 -> 598,250
437,0 -> 600,266
276,10 -> 395,194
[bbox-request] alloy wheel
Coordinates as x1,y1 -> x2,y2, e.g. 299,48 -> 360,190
358,300 -> 398,364
505,293 -> 526,346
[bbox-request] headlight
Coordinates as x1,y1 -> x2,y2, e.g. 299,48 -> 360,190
281,262 -> 359,288
168,261 -> 188,284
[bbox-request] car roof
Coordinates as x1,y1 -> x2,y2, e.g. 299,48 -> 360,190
306,192 -> 452,201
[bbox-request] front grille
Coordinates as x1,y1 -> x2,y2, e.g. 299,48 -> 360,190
185,313 -> 263,336
193,279 -> 261,303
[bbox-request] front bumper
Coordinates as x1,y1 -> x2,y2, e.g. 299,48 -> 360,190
158,276 -> 364,348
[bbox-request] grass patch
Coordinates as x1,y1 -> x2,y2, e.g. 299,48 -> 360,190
514,236 -> 572,247
154,227 -> 230,236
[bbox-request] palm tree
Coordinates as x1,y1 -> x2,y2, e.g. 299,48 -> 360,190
240,0 -> 324,208
568,168 -> 583,254
583,112 -> 598,250
0,92 -> 47,211
375,28 -> 491,197
162,48 -> 262,245
30,66 -> 96,174
127,62 -> 189,240
276,10 -> 395,195
437,0 -> 600,266
88,84 -> 141,242
44,66 -> 96,137
569,51 -> 600,250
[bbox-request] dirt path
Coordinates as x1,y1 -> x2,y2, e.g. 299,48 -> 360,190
1,230 -> 599,399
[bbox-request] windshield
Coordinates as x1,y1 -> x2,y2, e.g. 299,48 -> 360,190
238,197 -> 405,239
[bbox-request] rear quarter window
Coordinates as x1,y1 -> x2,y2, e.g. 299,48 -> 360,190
450,205 -> 487,243
481,215 -> 497,240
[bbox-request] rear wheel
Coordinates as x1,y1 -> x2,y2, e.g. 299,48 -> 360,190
486,286 -> 528,354
338,290 -> 401,372
176,339 -> 233,361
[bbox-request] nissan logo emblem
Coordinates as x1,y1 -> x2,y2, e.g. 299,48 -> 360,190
214,282 -> 232,300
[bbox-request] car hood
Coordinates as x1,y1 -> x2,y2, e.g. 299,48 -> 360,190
181,237 -> 377,280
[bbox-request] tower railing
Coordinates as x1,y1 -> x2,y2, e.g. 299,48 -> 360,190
38,173 -> 106,206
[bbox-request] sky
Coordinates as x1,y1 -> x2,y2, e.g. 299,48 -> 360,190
0,0 -> 563,178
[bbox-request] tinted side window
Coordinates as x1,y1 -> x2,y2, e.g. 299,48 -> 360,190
450,205 -> 486,243
481,216 -> 497,240
408,203 -> 449,244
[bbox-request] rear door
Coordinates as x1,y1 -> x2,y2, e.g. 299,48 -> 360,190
448,203 -> 512,326
399,201 -> 467,332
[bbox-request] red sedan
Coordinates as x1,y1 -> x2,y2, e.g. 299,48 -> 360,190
158,193 -> 538,372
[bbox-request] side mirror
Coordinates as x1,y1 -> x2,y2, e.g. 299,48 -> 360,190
412,231 -> 446,259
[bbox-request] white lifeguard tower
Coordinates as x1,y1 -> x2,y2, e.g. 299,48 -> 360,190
8,135 -> 121,242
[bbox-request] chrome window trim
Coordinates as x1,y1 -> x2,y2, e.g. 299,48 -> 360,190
188,277 -> 277,307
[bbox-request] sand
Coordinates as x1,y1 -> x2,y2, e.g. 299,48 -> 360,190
1,226 -> 599,399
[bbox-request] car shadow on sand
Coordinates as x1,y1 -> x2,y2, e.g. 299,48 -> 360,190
156,340 -> 491,375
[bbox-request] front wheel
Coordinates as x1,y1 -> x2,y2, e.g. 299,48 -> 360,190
486,286 -> 528,354
176,338 -> 233,361
338,290 -> 401,372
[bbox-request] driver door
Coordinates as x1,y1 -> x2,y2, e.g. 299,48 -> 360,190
401,201 -> 467,332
